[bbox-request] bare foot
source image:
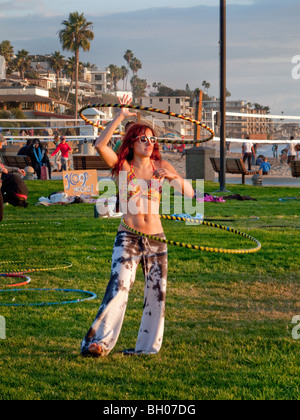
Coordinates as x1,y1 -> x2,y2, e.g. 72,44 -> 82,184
88,343 -> 103,357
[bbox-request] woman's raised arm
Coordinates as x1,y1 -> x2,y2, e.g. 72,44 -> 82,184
95,95 -> 136,168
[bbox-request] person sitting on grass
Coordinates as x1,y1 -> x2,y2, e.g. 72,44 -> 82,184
259,157 -> 271,175
0,163 -> 27,222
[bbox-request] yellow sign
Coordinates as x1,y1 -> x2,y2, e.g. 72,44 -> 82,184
63,170 -> 98,197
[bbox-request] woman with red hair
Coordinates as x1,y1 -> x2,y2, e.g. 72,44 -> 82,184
81,96 -> 194,357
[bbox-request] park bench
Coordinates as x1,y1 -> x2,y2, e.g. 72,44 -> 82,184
291,160 -> 300,178
210,157 -> 261,184
72,155 -> 111,171
1,154 -> 32,169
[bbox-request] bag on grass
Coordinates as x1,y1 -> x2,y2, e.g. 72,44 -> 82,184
40,165 -> 49,180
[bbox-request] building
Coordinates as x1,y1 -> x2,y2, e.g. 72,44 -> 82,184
83,67 -> 111,96
202,98 -> 270,139
0,86 -> 69,118
139,96 -> 194,137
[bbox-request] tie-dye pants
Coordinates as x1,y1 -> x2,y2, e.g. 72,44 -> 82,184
81,230 -> 168,356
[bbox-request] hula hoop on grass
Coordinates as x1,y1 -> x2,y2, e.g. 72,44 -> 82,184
121,215 -> 262,254
79,103 -> 215,144
0,288 -> 97,307
0,261 -> 73,276
0,274 -> 31,288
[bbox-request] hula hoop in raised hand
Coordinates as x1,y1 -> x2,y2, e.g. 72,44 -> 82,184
121,216 -> 261,255
79,103 -> 215,144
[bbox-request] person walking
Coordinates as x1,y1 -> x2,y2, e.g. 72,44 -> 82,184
50,136 -> 72,171
287,136 -> 297,166
51,135 -> 62,171
81,96 -> 194,357
242,137 -> 255,171
272,144 -> 278,159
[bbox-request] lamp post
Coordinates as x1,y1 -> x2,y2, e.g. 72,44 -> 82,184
219,0 -> 227,191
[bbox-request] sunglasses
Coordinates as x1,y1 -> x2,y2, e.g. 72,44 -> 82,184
135,135 -> 157,145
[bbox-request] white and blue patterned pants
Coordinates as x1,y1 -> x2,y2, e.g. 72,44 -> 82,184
81,230 -> 168,356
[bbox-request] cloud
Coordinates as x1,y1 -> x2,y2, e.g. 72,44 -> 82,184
0,0 -> 46,14
0,1 -> 300,114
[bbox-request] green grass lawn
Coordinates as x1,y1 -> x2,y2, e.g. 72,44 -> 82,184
0,179 -> 299,400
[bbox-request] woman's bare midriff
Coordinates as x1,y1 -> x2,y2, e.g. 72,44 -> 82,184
118,213 -> 163,235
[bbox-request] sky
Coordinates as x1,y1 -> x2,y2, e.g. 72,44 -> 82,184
0,0 -> 300,116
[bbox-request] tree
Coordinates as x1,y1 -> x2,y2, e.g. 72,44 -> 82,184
206,82 -> 211,95
152,82 -> 162,91
123,49 -> 134,90
48,51 -> 65,98
84,62 -> 97,70
64,57 -> 83,103
131,75 -> 147,102
0,40 -> 14,72
152,83 -> 187,97
121,65 -> 128,91
253,103 -> 270,114
108,64 -> 123,91
59,12 -> 94,118
185,83 -> 191,96
202,80 -> 211,94
13,49 -> 31,81
130,57 -> 142,75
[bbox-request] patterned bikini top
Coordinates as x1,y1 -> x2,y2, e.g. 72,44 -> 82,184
124,161 -> 163,202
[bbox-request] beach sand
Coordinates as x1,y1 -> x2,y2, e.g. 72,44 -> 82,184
161,150 -> 294,179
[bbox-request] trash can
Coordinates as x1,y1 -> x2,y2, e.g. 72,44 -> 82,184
185,147 -> 216,181
78,140 -> 95,155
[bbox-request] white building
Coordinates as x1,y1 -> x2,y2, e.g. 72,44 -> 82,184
202,98 -> 269,140
83,67 -> 111,95
140,96 -> 194,137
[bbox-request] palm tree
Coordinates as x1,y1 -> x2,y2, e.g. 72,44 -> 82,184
202,80 -> 211,94
64,57 -> 84,103
121,65 -> 128,91
0,40 -> 14,69
130,57 -> 142,76
84,62 -> 97,70
131,75 -> 147,102
108,64 -> 123,91
48,51 -> 65,98
206,82 -> 211,95
152,82 -> 162,92
123,49 -> 134,90
59,12 -> 94,118
14,49 -> 31,81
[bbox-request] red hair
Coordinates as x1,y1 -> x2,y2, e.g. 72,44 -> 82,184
112,123 -> 161,175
